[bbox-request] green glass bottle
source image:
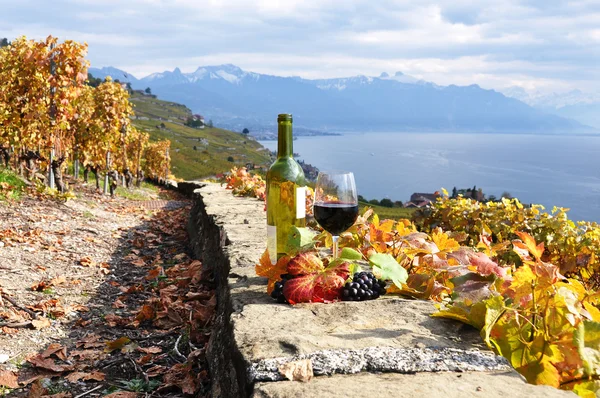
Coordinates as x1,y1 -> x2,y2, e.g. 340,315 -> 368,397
266,114 -> 306,264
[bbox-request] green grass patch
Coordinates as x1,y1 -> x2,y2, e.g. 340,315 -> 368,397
130,92 -> 271,181
0,168 -> 26,201
359,201 -> 417,220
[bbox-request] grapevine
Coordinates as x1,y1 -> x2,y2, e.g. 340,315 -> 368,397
241,182 -> 600,396
0,36 -> 170,193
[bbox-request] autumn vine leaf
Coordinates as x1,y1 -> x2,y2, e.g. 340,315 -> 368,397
256,249 -> 290,294
283,252 -> 350,304
514,231 -> 545,261
431,230 -> 460,257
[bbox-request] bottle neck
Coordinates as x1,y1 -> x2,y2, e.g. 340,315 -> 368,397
277,121 -> 293,158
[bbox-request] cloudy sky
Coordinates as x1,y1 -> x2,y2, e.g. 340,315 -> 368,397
1,0 -> 599,93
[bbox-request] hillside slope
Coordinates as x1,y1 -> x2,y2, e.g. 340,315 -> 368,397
129,91 -> 271,180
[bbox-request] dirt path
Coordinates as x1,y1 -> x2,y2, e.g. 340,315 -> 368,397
0,181 -> 214,397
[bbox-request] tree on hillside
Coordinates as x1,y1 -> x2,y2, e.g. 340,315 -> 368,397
0,38 -> 9,47
145,87 -> 152,95
380,198 -> 393,208
207,119 -> 214,128
451,187 -> 457,198
86,73 -> 102,87
242,128 -> 249,135
501,191 -> 513,199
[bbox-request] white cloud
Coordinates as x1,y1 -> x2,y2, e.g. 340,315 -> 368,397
0,0 -> 598,94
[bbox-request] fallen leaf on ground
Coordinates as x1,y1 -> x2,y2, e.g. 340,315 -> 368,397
42,343 -> 67,360
104,392 -> 138,398
104,336 -> 131,352
65,371 -> 105,383
163,363 -> 198,394
0,370 -> 18,388
28,354 -> 73,372
79,256 -> 96,267
112,299 -> 126,308
278,359 -> 313,382
137,346 -> 162,354
31,317 -> 51,330
26,380 -> 47,397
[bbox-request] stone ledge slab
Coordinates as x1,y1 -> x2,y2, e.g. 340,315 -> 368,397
184,182 -> 574,398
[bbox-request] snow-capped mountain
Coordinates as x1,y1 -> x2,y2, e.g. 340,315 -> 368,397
138,64 -> 259,87
501,87 -> 600,128
88,64 -> 595,133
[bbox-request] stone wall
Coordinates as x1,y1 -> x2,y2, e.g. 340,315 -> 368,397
182,182 -> 575,398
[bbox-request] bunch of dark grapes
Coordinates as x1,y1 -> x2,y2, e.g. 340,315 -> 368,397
271,274 -> 292,303
342,272 -> 387,301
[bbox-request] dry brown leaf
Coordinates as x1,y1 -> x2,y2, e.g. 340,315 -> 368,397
146,365 -> 167,377
76,334 -> 104,349
65,371 -> 105,383
104,313 -> 127,327
70,349 -> 106,361
130,258 -> 146,267
163,363 -> 198,394
79,256 -> 96,267
135,304 -> 155,323
31,317 -> 51,330
49,275 -> 66,286
104,392 -> 138,398
42,392 -> 71,398
137,354 -> 153,365
0,370 -> 18,388
30,280 -> 50,292
27,380 -> 47,398
112,299 -> 126,309
145,266 -> 163,280
28,355 -> 73,373
42,343 -> 67,361
104,336 -> 131,353
278,359 -> 313,382
137,346 -> 162,354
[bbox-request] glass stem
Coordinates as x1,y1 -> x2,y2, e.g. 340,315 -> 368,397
332,235 -> 339,259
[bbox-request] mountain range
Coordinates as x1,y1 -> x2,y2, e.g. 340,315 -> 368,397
89,65 -> 597,134
500,87 -> 600,129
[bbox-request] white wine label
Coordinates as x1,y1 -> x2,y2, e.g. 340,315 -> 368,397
296,186 -> 306,219
267,225 -> 277,265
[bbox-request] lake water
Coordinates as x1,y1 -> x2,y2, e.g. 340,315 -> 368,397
260,132 -> 600,223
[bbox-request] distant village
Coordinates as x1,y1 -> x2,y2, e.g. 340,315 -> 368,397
361,186 -> 512,209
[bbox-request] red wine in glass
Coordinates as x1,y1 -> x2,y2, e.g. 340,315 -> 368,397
314,171 -> 358,258
313,202 -> 359,236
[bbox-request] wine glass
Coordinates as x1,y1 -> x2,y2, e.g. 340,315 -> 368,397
314,171 -> 359,259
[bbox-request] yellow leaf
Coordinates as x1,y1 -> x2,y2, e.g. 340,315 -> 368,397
431,230 -> 460,254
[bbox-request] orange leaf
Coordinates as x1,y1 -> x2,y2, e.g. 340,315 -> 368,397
79,256 -> 96,267
145,266 -> 163,280
514,231 -> 545,260
104,336 -> 131,353
135,304 -> 156,323
255,249 -> 290,294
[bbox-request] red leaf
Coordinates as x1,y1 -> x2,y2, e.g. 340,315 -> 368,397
283,252 -> 350,304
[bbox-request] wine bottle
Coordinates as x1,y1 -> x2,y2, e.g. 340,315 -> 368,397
266,114 -> 306,264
